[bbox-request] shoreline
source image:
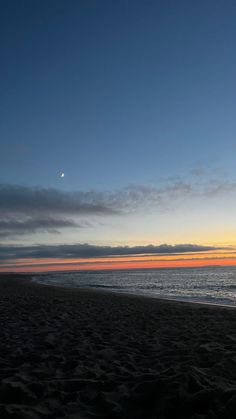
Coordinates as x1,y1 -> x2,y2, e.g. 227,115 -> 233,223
1,274 -> 236,418
30,273 -> 236,311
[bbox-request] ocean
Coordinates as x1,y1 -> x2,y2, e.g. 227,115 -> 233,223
32,265 -> 236,307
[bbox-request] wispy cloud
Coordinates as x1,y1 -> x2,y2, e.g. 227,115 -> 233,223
0,184 -> 116,238
0,185 -> 116,216
0,243 -> 221,261
1,176 -> 236,239
190,165 -> 229,179
0,217 -> 82,237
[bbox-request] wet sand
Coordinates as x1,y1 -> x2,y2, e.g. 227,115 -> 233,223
1,274 -> 236,418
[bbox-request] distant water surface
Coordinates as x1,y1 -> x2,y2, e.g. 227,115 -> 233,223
33,266 -> 236,307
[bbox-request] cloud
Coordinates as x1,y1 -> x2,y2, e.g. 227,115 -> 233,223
0,217 -> 82,237
204,180 -> 236,197
0,243 -> 221,261
0,184 -> 116,238
0,184 -> 116,216
100,179 -> 236,212
190,165 -> 228,178
1,177 -> 236,239
1,179 -> 236,218
100,182 -> 194,211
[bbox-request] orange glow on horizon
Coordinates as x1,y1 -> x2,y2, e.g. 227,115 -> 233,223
2,251 -> 236,273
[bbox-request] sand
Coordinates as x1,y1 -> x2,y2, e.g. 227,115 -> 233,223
1,274 -> 236,418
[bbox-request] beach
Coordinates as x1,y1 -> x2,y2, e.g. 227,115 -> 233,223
1,275 -> 236,418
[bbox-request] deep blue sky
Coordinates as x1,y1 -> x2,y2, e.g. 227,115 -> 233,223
1,0 -> 236,191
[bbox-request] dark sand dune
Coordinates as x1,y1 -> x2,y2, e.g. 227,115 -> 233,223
1,274 -> 236,418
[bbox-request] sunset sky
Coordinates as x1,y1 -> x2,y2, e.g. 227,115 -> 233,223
1,0 -> 236,272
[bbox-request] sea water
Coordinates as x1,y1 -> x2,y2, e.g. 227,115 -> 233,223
32,266 -> 236,307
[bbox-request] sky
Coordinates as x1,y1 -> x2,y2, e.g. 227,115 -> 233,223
1,0 -> 236,272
